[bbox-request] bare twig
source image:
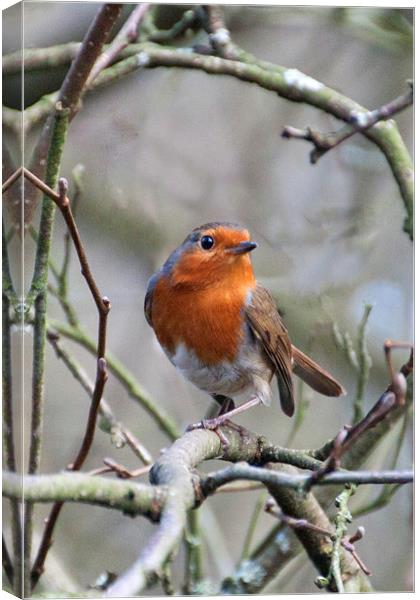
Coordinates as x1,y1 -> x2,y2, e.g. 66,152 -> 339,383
282,82 -> 413,165
2,224 -> 23,595
2,166 -> 23,194
87,3 -> 150,85
58,4 -> 123,116
309,343 -> 413,485
240,491 -> 267,560
57,165 -> 84,302
47,320 -> 181,441
2,535 -> 14,585
20,167 -> 111,587
328,486 -> 356,592
332,307 -> 373,424
64,349 -> 154,466
23,106 -> 71,595
265,498 -> 333,536
22,3 -> 122,231
200,5 -> 238,59
148,8 -> 199,43
24,168 -> 111,336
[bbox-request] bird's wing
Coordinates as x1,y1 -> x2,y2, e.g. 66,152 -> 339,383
245,284 -> 294,417
144,273 -> 159,326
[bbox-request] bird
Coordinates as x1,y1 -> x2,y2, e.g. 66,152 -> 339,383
144,222 -> 345,438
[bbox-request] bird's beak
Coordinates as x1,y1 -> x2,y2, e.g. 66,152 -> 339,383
227,241 -> 258,255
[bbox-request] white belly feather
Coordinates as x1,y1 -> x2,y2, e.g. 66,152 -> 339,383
168,337 -> 274,406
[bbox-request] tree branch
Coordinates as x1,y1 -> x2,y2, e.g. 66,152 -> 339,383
7,37 -> 412,237
4,472 -> 165,520
86,3 -> 150,85
200,464 -> 412,495
282,82 -> 413,165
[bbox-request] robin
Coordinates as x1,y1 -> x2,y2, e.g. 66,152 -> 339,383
145,222 -> 345,436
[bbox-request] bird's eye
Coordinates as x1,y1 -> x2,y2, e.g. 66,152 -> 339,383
200,235 -> 215,250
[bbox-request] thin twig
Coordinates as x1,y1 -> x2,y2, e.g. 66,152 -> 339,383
328,486 -> 356,592
353,305 -> 373,424
22,168 -> 111,587
308,343 -> 413,485
265,499 -> 332,537
183,510 -> 204,593
58,165 -> 84,300
24,168 -> 111,335
215,481 -> 264,493
22,3 -> 123,231
2,224 -> 23,595
87,3 -> 150,85
23,108 -> 71,595
2,166 -> 23,194
240,491 -> 267,561
265,491 -> 372,590
148,8 -> 199,42
200,5 -> 238,59
353,403 -> 412,518
2,535 -> 14,585
282,82 -> 413,164
47,319 -> 180,441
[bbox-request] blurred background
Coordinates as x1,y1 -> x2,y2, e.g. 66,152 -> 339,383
3,2 -> 413,595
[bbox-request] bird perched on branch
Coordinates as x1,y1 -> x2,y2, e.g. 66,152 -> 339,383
145,222 -> 345,438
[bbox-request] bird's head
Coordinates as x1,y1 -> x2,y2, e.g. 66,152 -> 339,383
164,222 -> 258,289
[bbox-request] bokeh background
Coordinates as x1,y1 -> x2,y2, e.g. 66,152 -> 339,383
3,2 -> 413,595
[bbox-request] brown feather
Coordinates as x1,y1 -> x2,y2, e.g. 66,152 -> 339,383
291,346 -> 346,397
246,285 -> 295,416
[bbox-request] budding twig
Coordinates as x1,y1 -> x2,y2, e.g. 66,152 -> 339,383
308,342 -> 413,487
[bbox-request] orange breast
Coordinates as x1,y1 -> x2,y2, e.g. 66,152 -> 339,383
151,276 -> 256,365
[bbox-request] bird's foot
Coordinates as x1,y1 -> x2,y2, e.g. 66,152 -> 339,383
186,416 -> 239,450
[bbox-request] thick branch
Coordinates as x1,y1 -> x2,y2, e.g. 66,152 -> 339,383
4,472 -> 165,520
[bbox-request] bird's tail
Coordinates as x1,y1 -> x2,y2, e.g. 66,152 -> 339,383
291,346 -> 346,397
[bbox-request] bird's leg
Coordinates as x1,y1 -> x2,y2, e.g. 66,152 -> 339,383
187,396 -> 261,442
212,394 -> 235,415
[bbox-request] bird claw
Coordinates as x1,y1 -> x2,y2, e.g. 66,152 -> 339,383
186,417 -> 233,450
